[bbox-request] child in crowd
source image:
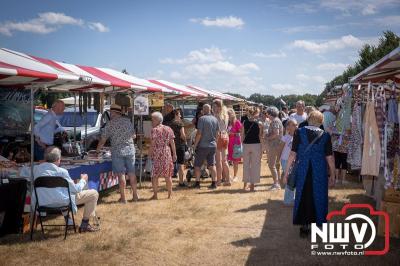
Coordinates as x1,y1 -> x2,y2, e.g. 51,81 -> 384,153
279,118 -> 298,205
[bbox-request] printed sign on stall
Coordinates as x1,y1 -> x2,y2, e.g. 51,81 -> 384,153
148,93 -> 164,107
134,94 -> 149,115
0,88 -> 33,136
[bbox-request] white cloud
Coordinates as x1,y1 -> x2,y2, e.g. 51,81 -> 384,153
170,71 -> 185,80
280,25 -> 335,34
190,16 -> 244,29
158,47 -> 264,96
296,74 -> 326,83
88,22 -> 109,32
375,15 -> 400,26
270,83 -> 296,92
290,3 -> 318,13
0,12 -> 109,36
292,35 -> 366,53
38,12 -> 84,26
317,63 -> 349,71
160,47 -> 225,64
361,4 -> 377,15
319,0 -> 399,16
185,61 -> 259,76
251,51 -> 287,59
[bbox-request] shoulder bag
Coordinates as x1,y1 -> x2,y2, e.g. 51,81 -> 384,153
287,131 -> 324,191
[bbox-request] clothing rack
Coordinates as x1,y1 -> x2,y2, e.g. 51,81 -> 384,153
350,82 -> 400,104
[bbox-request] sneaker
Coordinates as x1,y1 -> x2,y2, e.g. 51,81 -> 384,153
192,181 -> 201,189
79,223 -> 100,233
208,182 -> 217,189
270,183 -> 281,191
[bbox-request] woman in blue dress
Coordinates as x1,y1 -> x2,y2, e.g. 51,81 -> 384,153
283,111 -> 335,238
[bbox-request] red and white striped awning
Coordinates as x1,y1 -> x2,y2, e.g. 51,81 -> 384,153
351,47 -> 400,83
148,79 -> 208,98
0,48 -> 84,89
30,53 -> 169,93
187,85 -> 243,102
0,48 -> 170,93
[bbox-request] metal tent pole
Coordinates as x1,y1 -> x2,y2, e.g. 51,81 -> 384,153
73,92 -> 77,143
139,115 -> 143,187
29,86 -> 35,231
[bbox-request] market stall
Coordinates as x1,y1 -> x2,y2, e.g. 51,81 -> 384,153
344,46 -> 400,238
0,47 -> 245,235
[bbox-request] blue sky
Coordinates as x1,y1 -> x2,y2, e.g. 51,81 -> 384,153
1,0 -> 399,96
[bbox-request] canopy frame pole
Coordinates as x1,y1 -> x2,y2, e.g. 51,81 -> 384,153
84,93 -> 88,151
28,85 -> 38,233
139,114 -> 143,188
73,92 -> 77,143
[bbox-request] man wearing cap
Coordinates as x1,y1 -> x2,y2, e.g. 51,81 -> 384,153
96,104 -> 138,203
34,100 -> 66,161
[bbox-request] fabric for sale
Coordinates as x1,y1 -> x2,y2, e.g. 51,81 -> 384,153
361,100 -> 381,177
335,86 -> 352,134
347,101 -> 363,170
374,88 -> 387,167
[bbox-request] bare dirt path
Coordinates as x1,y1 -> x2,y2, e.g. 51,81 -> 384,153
1,156 -> 398,265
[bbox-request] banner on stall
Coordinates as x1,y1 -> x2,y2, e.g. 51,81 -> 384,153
148,93 -> 164,107
134,95 -> 149,115
0,88 -> 34,136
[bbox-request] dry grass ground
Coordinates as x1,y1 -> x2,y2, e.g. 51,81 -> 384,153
0,155 -> 399,266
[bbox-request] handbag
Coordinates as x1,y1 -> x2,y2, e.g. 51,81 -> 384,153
217,119 -> 229,149
232,143 -> 242,159
217,132 -> 229,149
286,131 -> 324,191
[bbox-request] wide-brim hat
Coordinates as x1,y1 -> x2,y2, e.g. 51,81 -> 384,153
110,104 -> 122,114
319,104 -> 332,112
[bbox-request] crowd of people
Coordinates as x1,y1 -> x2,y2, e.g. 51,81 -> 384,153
32,98 -> 340,237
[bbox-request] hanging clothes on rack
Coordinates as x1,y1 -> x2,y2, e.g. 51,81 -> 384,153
347,89 -> 363,170
361,88 -> 381,177
386,86 -> 399,188
387,97 -> 399,124
335,86 -> 352,135
374,87 -> 386,168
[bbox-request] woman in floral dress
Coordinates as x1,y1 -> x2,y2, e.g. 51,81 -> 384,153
149,112 -> 177,199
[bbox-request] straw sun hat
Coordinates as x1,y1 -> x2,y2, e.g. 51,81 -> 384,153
110,103 -> 122,114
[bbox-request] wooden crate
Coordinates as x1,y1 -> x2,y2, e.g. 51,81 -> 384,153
378,201 -> 400,238
384,188 -> 400,203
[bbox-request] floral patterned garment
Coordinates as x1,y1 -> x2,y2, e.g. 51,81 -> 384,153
151,125 -> 174,178
102,116 -> 135,156
347,102 -> 363,170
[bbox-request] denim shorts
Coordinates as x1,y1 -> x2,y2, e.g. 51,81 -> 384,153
112,154 -> 136,174
194,147 -> 216,168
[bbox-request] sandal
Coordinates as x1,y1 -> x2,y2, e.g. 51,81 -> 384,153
118,198 -> 127,204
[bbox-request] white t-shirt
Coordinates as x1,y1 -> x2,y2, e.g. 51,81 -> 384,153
280,134 -> 293,161
290,112 -> 307,124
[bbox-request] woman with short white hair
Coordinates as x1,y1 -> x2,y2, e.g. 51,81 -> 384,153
149,111 -> 177,199
283,111 -> 335,238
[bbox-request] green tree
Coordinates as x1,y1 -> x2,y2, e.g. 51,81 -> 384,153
325,31 -> 399,91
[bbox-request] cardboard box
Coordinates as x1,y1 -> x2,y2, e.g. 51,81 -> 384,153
378,201 -> 400,238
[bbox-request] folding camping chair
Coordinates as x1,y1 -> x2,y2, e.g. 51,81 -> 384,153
30,176 -> 76,240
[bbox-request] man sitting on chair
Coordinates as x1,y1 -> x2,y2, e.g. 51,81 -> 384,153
33,146 -> 99,233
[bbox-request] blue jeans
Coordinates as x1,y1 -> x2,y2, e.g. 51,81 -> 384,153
34,141 -> 45,161
112,154 -> 136,175
281,159 -> 295,205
